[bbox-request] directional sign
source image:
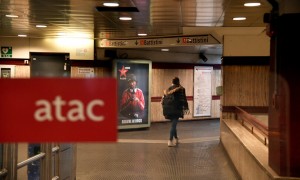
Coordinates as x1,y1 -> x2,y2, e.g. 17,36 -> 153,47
97,35 -> 220,48
0,78 -> 117,142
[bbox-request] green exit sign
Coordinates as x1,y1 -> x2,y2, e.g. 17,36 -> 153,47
1,47 -> 12,58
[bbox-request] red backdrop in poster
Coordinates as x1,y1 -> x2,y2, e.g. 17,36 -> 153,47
0,78 -> 117,142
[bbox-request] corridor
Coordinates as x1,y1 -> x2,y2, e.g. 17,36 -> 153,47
76,119 -> 240,180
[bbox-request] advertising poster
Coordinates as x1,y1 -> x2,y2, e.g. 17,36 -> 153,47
114,60 -> 151,129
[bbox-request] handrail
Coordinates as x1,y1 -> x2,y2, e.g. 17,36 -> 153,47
0,168 -> 8,177
52,176 -> 59,180
17,146 -> 60,169
235,106 -> 269,145
17,152 -> 46,169
52,146 -> 60,153
1,145 -> 60,179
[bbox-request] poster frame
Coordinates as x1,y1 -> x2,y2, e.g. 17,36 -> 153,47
0,65 -> 16,78
193,66 -> 213,117
113,59 -> 152,130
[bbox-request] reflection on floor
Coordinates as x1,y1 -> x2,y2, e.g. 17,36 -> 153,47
76,119 -> 240,180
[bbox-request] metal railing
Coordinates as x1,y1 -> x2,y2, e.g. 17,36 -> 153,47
17,152 -> 46,169
235,106 -> 269,145
0,145 -> 60,179
0,168 -> 8,177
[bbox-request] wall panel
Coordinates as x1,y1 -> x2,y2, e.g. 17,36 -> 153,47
0,37 -> 94,60
222,65 -> 269,107
11,61 -> 221,122
151,68 -> 221,122
15,65 -> 30,78
224,35 -> 270,56
152,68 -> 193,97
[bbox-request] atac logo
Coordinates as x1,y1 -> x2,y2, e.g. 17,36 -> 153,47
34,95 -> 104,122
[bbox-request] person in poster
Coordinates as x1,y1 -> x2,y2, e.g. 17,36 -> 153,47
120,73 -> 145,119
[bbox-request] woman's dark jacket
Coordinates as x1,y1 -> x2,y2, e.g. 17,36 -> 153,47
162,84 -> 189,119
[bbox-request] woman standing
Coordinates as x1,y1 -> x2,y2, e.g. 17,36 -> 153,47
162,77 -> 189,147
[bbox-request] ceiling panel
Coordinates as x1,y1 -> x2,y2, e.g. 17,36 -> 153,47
0,0 -> 272,55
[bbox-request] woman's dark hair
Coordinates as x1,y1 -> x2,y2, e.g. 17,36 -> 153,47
172,77 -> 180,85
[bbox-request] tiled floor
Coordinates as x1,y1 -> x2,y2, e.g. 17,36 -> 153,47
76,119 -> 240,180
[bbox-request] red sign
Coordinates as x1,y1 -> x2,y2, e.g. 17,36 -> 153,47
140,39 -> 145,45
0,78 -> 117,142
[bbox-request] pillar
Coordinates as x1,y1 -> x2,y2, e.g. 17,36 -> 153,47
268,0 -> 300,176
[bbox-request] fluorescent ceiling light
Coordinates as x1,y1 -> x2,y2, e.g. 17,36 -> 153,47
18,34 -> 27,37
244,3 -> 261,7
138,33 -> 147,36
36,25 -> 47,28
233,17 -> 246,21
103,2 -> 119,7
161,49 -> 169,52
119,17 -> 132,21
6,14 -> 18,18
57,32 -> 66,36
